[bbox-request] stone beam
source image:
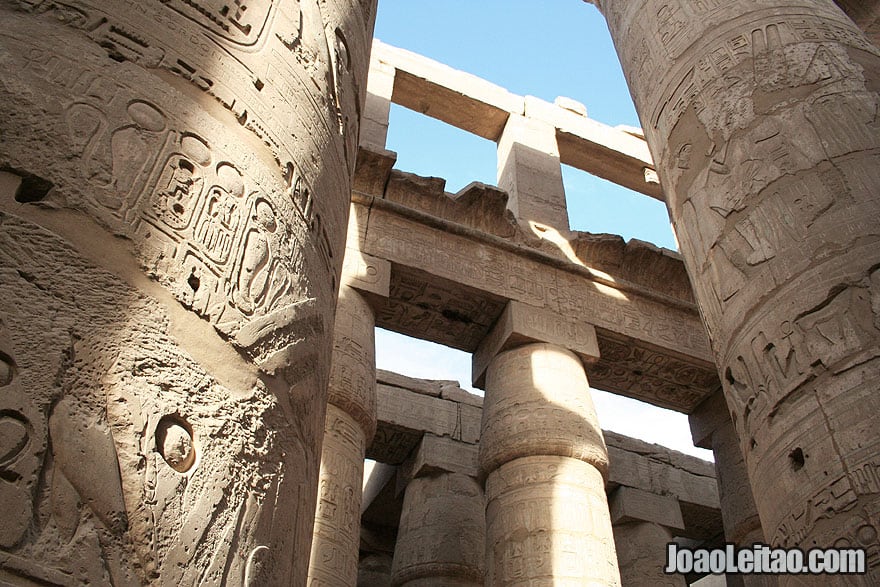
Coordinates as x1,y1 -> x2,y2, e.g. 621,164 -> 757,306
609,486 -> 685,530
367,374 -> 722,543
371,41 -> 662,200
372,40 -> 523,141
351,190 -> 718,412
368,381 -> 482,464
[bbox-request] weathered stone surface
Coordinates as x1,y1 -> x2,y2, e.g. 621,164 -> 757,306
609,486 -> 685,530
308,404 -> 366,586
480,343 -> 608,476
497,112 -> 570,229
480,343 -> 620,585
350,185 -> 719,411
370,382 -> 481,464
472,300 -> 600,388
595,1 -> 880,576
377,369 -> 454,398
0,0 -> 375,582
400,433 -> 480,480
372,40 -> 523,141
341,245 -> 392,298
485,456 -> 620,586
613,522 -> 685,587
326,287 -> 378,440
308,286 -> 377,586
372,40 -> 661,199
391,472 -> 485,586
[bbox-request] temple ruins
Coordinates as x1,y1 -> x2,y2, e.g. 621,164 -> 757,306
0,1 -> 878,585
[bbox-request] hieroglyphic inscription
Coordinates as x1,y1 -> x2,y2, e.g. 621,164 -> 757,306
0,322 -> 46,553
376,269 -> 506,352
5,30 -> 326,356
12,0 -> 356,249
309,405 -> 366,586
361,204 -> 712,362
484,456 -> 618,586
589,337 -> 717,412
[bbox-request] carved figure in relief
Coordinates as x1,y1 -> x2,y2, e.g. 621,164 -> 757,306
66,99 -> 169,213
196,163 -> 245,264
234,199 -> 290,315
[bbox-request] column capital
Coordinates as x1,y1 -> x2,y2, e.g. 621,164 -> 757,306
328,285 -> 378,442
609,486 -> 685,531
479,342 -> 608,479
472,300 -> 600,389
688,386 -> 730,450
398,433 -> 480,489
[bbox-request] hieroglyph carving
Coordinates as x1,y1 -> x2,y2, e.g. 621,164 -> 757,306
596,0 -> 880,571
0,0 -> 375,583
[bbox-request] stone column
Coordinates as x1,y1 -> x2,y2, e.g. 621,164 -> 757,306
609,486 -> 686,587
476,316 -> 620,586
390,434 -> 485,586
497,112 -> 570,230
592,0 -> 880,574
691,392 -> 776,587
307,286 -> 377,586
0,1 -> 375,584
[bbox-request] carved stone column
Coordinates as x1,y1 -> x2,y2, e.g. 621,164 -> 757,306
390,434 -> 485,586
308,285 -> 377,586
477,324 -> 620,585
609,487 -> 686,587
691,390 -> 777,587
592,0 -> 880,575
0,1 -> 375,584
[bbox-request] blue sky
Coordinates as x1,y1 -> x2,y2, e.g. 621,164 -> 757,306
369,1 -> 712,460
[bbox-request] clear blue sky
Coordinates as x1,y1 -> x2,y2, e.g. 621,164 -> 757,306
370,1 -> 711,460
374,0 -> 677,250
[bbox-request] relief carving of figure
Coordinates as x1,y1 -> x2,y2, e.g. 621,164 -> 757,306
234,199 -> 290,315
65,100 -> 169,214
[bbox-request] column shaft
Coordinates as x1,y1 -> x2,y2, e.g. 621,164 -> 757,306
613,522 -> 684,587
0,1 -> 375,584
480,342 -> 620,586
595,0 -> 880,577
309,286 -> 377,586
391,472 -> 485,586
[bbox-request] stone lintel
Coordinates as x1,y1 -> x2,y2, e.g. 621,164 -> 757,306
369,383 -> 481,464
377,369 -> 455,398
472,300 -> 600,389
369,40 -> 663,201
398,433 -> 480,489
609,486 -> 685,530
352,145 -> 397,197
372,40 -> 522,141
606,443 -> 718,512
341,247 -> 391,298
688,387 -> 729,450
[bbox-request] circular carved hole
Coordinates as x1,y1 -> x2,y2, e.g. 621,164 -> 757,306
156,414 -> 196,473
0,352 -> 15,387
